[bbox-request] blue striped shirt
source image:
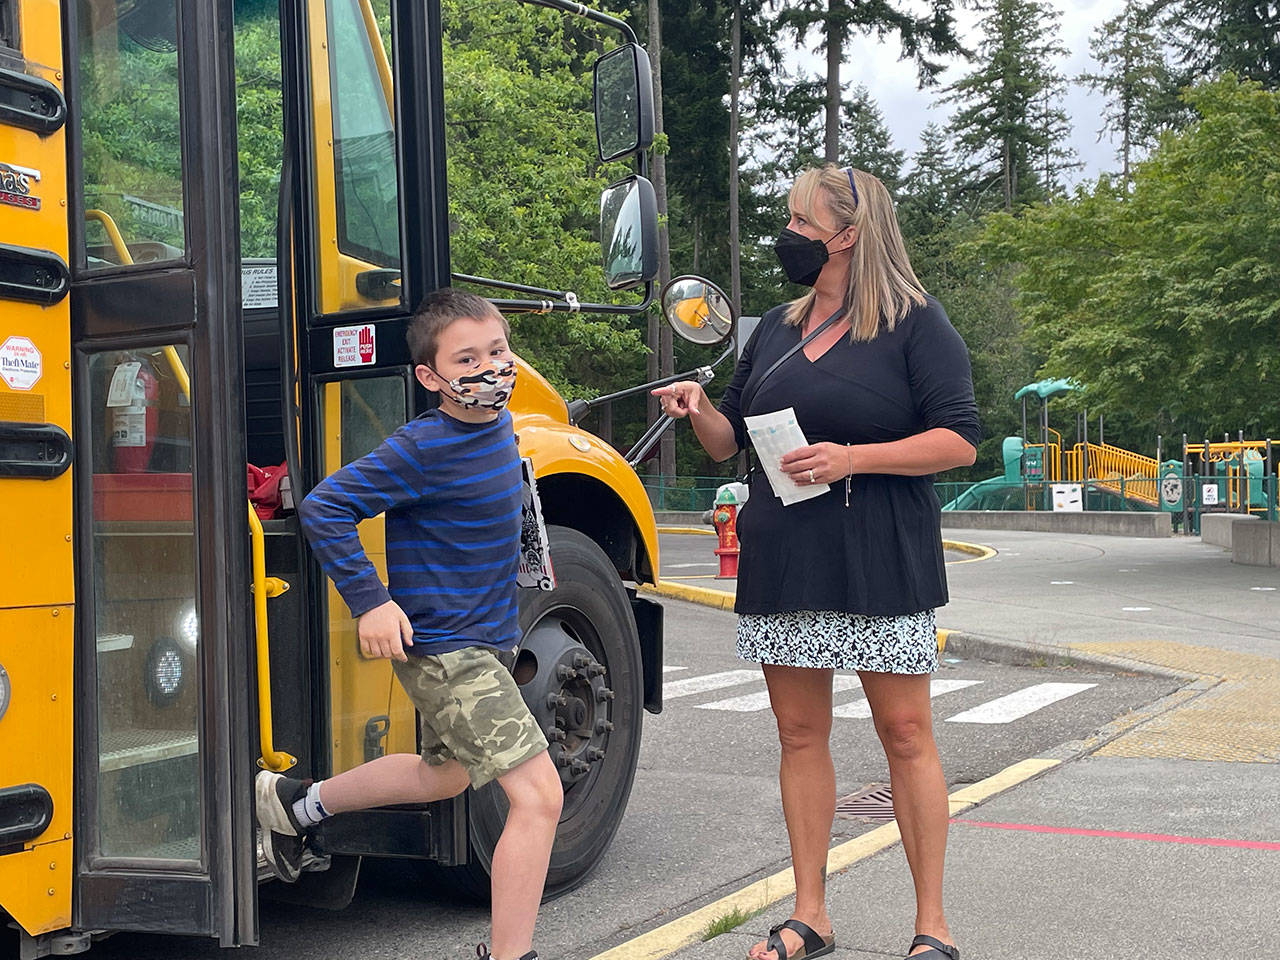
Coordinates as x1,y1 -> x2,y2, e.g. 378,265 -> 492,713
298,409 -> 522,655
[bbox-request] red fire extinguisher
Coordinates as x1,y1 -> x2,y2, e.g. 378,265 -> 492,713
109,355 -> 159,473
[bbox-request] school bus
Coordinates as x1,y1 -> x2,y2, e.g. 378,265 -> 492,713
0,0 -> 731,952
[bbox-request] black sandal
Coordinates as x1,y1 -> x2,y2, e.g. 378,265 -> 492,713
754,919 -> 835,960
906,933 -> 959,960
476,945 -> 536,960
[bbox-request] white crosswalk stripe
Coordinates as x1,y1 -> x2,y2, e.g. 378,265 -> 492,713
663,668 -> 1100,725
663,669 -> 761,699
832,679 -> 984,719
944,682 -> 1096,724
696,674 -> 864,712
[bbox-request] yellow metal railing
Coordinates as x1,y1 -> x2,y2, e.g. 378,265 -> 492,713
1077,442 -> 1160,506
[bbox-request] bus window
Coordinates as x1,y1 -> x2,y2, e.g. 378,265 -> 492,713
76,0 -> 186,269
84,347 -> 201,862
0,0 -> 19,53
319,0 -> 401,298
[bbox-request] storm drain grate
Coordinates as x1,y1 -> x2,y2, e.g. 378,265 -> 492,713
835,784 -> 895,821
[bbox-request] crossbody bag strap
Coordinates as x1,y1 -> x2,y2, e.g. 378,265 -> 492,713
742,307 -> 845,415
737,307 -> 845,482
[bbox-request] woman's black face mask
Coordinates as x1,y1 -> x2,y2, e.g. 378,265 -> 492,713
773,227 -> 842,287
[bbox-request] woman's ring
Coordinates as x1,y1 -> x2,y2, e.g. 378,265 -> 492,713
808,469 -> 815,483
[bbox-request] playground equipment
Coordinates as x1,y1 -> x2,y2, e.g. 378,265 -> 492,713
943,380 -> 1278,530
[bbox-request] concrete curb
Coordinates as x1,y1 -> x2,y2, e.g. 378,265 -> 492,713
940,631 -> 1196,681
641,582 -> 1191,681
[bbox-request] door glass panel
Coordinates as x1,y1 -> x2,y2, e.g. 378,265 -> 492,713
76,0 -> 186,269
87,347 -> 200,861
319,375 -> 406,775
325,0 -> 401,274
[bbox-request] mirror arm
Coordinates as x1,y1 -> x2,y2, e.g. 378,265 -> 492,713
568,343 -> 733,425
515,0 -> 639,44
451,266 -> 655,317
623,359 -> 724,465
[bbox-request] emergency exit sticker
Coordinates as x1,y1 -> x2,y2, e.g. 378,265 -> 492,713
0,336 -> 42,390
334,325 -> 376,367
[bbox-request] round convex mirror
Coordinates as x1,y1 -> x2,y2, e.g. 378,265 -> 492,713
660,275 -> 733,345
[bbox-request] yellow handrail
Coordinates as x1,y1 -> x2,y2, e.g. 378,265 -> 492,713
250,507 -> 297,772
85,208 -> 133,265
1079,442 -> 1160,506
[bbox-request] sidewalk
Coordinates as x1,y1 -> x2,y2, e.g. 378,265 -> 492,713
627,528 -> 1280,960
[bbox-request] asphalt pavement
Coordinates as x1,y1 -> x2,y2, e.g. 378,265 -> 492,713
65,527 -> 1280,960
621,527 -> 1280,960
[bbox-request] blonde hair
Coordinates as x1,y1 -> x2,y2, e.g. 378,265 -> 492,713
783,164 -> 926,341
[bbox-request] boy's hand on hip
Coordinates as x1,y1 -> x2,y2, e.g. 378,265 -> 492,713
357,600 -> 414,661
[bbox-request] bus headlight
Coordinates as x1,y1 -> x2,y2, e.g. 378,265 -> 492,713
0,663 -> 9,722
145,638 -> 185,705
176,605 -> 199,655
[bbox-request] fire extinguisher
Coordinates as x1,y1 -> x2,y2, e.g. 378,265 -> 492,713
109,354 -> 159,473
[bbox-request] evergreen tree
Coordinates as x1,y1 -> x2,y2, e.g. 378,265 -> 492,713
1164,0 -> 1280,89
774,0 -> 961,164
840,85 -> 904,190
1079,2 -> 1178,185
941,0 -> 1072,211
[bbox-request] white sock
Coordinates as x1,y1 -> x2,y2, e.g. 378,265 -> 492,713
292,781 -> 330,827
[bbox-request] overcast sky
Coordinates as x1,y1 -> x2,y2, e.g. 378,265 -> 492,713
794,0 -> 1130,185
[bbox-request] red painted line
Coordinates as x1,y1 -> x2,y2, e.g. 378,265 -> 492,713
950,819 -> 1280,851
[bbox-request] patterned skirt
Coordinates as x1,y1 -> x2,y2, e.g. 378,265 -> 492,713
736,608 -> 937,674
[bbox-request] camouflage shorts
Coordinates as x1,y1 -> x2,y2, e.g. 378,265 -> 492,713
391,646 -> 548,789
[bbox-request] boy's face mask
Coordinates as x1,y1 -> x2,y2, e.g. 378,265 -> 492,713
431,358 -> 517,410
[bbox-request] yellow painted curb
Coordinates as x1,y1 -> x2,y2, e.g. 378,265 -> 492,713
657,526 -> 716,536
587,757 -> 1061,960
641,580 -> 736,611
942,538 -> 996,563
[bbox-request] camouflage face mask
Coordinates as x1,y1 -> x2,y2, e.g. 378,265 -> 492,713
431,358 -> 517,410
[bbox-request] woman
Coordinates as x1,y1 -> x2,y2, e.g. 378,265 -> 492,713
653,165 -> 979,960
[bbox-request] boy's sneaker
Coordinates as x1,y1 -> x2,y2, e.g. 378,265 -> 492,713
255,770 -> 311,882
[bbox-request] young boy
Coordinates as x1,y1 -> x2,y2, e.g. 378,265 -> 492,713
255,288 -> 561,960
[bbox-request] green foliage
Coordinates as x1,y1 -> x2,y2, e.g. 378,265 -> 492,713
440,0 -> 646,397
701,905 -> 765,941
975,76 -> 1280,438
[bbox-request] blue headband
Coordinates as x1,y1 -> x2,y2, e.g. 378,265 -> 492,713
846,167 -> 859,207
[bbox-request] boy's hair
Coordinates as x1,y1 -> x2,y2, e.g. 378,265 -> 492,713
406,288 -> 509,368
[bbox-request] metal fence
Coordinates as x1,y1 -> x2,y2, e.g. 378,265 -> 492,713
641,476 -> 736,513
643,475 -> 1279,528
935,475 -> 1278,534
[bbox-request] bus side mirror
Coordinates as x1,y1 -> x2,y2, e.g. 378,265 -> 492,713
600,175 -> 658,290
660,275 -> 733,346
593,43 -> 654,162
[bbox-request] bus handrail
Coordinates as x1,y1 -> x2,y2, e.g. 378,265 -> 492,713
85,208 -> 132,265
249,506 -> 298,772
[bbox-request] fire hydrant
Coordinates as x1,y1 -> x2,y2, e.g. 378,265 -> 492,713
712,486 -> 740,579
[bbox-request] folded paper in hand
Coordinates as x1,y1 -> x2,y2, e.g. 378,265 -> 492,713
744,407 -> 828,506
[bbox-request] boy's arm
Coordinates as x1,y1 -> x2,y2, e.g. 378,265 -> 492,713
296,430 -> 423,620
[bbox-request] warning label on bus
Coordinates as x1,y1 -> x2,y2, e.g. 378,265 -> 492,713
334,325 -> 376,367
0,336 -> 42,390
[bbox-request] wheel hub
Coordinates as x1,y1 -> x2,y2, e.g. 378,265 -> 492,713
516,618 -> 612,786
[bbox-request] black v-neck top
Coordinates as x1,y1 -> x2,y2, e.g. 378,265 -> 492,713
718,296 -> 981,617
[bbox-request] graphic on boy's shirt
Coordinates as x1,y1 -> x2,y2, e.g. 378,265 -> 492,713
518,457 -> 555,591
